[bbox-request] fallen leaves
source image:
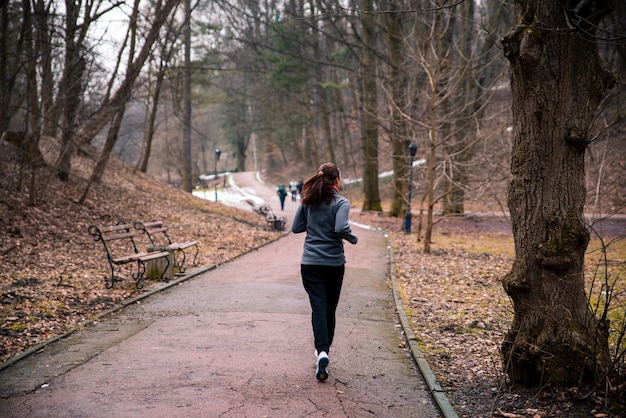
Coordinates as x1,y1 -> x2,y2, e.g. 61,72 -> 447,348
0,149 -> 279,364
354,211 -> 624,418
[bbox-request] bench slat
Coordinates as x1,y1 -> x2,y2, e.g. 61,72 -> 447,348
100,224 -> 133,233
139,251 -> 170,261
168,241 -> 198,250
142,221 -> 164,228
104,231 -> 139,241
146,227 -> 168,234
112,254 -> 140,263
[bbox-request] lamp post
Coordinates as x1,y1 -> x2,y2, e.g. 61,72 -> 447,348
223,152 -> 228,188
404,142 -> 418,233
214,148 -> 221,202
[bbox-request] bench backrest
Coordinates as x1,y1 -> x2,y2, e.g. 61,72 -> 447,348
88,222 -> 142,260
134,220 -> 173,246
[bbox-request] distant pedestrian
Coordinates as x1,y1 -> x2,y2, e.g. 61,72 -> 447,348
291,162 -> 358,381
296,179 -> 303,197
277,184 -> 288,211
289,180 -> 298,201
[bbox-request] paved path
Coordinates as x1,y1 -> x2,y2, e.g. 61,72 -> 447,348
0,172 -> 441,417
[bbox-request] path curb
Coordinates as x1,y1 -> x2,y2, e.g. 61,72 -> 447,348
386,231 -> 460,418
0,232 -> 286,373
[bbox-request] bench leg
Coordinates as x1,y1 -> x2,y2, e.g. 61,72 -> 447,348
174,245 -> 200,274
157,256 -> 171,283
105,263 -> 125,289
132,260 -> 147,289
190,244 -> 199,266
173,249 -> 186,274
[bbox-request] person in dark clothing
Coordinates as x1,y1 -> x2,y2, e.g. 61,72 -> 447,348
291,162 -> 358,381
277,184 -> 288,211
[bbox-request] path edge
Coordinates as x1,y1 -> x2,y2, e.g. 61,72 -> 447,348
385,229 -> 460,418
0,232 -> 287,373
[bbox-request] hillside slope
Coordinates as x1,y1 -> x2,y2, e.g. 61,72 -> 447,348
0,142 -> 278,363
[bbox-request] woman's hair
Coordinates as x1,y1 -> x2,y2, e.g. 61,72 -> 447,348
301,162 -> 341,206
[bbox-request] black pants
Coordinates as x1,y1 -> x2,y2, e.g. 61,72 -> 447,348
301,264 -> 345,355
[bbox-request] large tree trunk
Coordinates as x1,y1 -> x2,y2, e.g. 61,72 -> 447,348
24,1 -> 42,206
34,0 -> 55,138
309,0 -> 335,164
56,14 -> 84,182
182,0 -> 192,193
360,0 -> 381,212
501,0 -> 614,386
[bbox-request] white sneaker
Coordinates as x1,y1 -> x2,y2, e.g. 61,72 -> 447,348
316,351 -> 329,381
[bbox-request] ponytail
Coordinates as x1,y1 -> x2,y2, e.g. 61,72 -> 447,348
301,163 -> 341,206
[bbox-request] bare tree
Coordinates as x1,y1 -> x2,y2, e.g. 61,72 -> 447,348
360,0 -> 382,211
395,0 -> 511,252
382,0 -> 413,218
182,0 -> 193,192
439,0 -> 510,215
136,12 -> 181,174
72,0 -> 180,157
56,0 -> 107,181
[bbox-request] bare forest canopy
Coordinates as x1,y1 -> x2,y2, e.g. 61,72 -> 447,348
1,0 -> 624,217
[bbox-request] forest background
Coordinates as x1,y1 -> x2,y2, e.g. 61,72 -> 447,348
2,1 -> 623,218
1,0 -> 625,416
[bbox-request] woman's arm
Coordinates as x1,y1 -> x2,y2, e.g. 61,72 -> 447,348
334,200 -> 358,244
291,205 -> 307,233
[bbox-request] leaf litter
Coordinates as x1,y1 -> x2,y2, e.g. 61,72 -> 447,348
1,143 -> 623,416
353,211 -> 624,418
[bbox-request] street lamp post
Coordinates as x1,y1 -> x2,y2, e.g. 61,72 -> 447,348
214,148 -> 221,202
404,142 -> 418,233
223,152 -> 228,188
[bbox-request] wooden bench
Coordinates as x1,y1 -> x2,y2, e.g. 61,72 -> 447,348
88,222 -> 171,289
246,201 -> 287,231
134,220 -> 199,274
266,211 -> 286,231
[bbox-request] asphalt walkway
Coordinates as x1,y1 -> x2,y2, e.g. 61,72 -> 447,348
0,172 -> 443,417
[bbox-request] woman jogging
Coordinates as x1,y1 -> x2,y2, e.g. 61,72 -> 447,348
291,162 -> 358,381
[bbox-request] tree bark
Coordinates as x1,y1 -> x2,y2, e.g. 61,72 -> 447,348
24,1 -> 42,205
501,0 -> 614,386
182,0 -> 192,193
0,1 -> 20,134
360,0 -> 381,212
309,0 -> 335,164
423,90 -> 436,254
56,0 -> 84,181
34,0 -> 55,138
